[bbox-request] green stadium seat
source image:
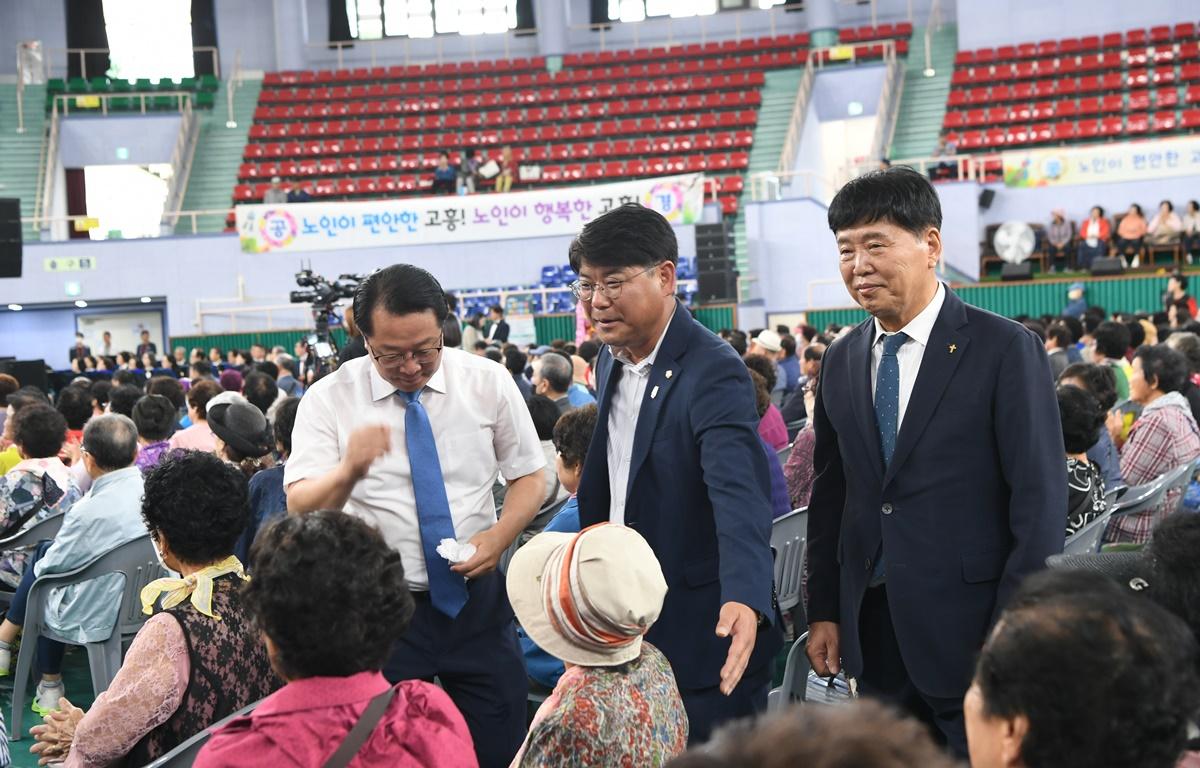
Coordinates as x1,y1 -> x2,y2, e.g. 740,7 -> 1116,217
198,74 -> 219,92
46,78 -> 66,95
195,90 -> 215,108
152,94 -> 176,110
67,77 -> 88,93
88,76 -> 111,92
135,78 -> 154,91
178,76 -> 197,91
110,95 -> 135,111
157,78 -> 179,91
111,79 -> 133,93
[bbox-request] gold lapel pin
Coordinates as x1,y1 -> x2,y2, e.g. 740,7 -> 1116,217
665,370 -> 673,379
948,344 -> 957,354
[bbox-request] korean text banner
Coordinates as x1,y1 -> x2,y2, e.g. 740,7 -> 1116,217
236,174 -> 706,254
1003,136 -> 1200,188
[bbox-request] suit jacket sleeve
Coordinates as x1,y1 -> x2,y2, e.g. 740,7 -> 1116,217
804,351 -> 845,624
692,360 -> 776,620
992,328 -> 1067,621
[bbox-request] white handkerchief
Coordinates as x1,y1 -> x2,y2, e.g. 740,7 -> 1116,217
436,538 -> 477,564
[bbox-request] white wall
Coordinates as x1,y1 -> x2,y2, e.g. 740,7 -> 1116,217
0,1 -> 67,80
59,115 -> 182,166
956,0 -> 1187,51
745,196 -> 845,313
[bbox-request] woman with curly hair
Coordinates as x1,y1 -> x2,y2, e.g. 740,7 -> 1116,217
30,450 -> 280,767
194,511 -> 477,768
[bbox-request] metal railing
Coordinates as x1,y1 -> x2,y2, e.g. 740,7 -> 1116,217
311,29 -> 537,70
40,46 -> 221,82
568,5 -> 795,52
225,49 -> 243,128
852,152 -> 1004,182
161,98 -> 200,229
923,0 -> 944,75
747,170 -> 837,203
33,103 -> 60,232
867,40 -> 904,164
21,209 -> 235,240
48,90 -> 195,117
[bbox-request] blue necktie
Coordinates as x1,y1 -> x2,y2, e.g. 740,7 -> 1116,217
400,389 -> 468,618
875,332 -> 909,467
871,332 -> 908,586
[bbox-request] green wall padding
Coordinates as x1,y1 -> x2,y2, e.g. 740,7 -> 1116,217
694,305 -> 737,333
805,273 -> 1174,331
533,315 -> 577,345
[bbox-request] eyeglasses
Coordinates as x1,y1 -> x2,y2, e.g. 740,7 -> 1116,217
570,264 -> 660,301
366,335 -> 444,366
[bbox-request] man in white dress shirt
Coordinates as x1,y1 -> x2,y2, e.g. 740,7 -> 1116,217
285,264 -> 546,768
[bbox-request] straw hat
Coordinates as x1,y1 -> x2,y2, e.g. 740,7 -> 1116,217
507,524 -> 667,667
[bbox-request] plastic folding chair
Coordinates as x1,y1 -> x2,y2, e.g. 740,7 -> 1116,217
142,699 -> 261,768
11,535 -> 165,738
770,508 -> 807,615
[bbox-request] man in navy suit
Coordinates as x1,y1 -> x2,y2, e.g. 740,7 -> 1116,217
805,168 -> 1065,756
572,204 -> 782,743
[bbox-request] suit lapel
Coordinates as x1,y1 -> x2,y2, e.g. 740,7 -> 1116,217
578,350 -> 621,526
847,321 -> 885,483
883,291 -> 969,487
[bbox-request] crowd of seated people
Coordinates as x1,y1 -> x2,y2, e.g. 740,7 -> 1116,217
3,264 -> 1200,768
1033,200 -> 1200,271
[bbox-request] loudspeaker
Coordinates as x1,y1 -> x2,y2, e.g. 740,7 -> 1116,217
1091,257 -> 1125,277
1000,262 -> 1034,281
0,199 -> 21,278
978,189 -> 996,210
697,269 -> 738,304
0,360 -> 47,393
695,222 -> 732,269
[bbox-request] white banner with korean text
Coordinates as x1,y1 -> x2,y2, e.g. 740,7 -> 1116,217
236,174 -> 706,254
1003,136 -> 1200,188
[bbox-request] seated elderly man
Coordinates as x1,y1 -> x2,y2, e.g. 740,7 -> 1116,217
531,352 -> 579,416
0,414 -> 148,713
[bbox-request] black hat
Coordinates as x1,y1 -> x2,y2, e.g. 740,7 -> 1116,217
207,401 -> 272,458
1049,551 -> 1154,594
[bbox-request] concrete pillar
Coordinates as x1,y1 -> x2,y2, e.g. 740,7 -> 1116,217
534,0 -> 569,56
806,0 -> 838,47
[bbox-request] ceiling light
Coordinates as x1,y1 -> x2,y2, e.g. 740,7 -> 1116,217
140,296 -> 152,303
74,300 -> 88,308
6,304 -> 21,311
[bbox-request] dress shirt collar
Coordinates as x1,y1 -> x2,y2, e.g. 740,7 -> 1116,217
368,351 -> 449,402
611,303 -> 677,373
252,670 -> 392,718
89,465 -> 141,494
872,281 -> 946,349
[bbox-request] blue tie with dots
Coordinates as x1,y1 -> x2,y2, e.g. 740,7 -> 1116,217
400,389 -> 469,618
871,332 -> 908,586
875,332 -> 910,467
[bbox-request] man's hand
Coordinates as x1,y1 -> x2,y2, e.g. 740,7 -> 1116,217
342,424 -> 392,480
451,527 -> 506,580
806,620 -> 841,677
1106,409 -> 1125,448
716,601 -> 758,695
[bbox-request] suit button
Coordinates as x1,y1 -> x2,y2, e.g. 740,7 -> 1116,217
882,503 -> 894,515
865,558 -> 872,571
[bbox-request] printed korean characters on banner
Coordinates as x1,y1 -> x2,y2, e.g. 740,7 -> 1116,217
1003,136 -> 1200,188
237,174 -> 706,254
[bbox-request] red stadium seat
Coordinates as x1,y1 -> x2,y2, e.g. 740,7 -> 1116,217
1152,111 -> 1177,132
1030,122 -> 1052,142
1154,88 -> 1179,108
1128,89 -> 1151,111
1125,113 -> 1149,134
1077,119 -> 1100,139
1052,121 -> 1077,142
1181,109 -> 1200,130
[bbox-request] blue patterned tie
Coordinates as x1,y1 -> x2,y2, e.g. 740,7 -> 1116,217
400,389 -> 468,618
875,332 -> 910,467
871,332 -> 908,586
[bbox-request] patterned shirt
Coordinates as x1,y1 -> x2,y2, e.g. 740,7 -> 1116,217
0,459 -> 82,588
783,426 -> 817,510
135,441 -> 171,473
1066,457 -> 1106,537
1110,392 -> 1200,544
513,643 -> 688,767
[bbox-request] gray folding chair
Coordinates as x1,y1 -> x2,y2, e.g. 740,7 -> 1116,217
776,443 -> 792,467
143,699 -> 261,768
785,419 -> 807,442
767,632 -> 810,711
1061,508 -> 1114,557
771,508 -> 807,614
11,534 -> 165,738
0,513 -> 68,610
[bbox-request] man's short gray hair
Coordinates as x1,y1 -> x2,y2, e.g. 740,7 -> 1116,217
539,352 -> 573,395
82,413 -> 139,471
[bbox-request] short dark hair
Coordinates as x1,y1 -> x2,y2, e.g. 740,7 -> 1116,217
145,376 -> 185,411
187,379 -> 224,420
142,450 -> 249,565
245,511 -> 413,679
442,315 -> 463,348
8,387 -> 49,415
1059,315 -> 1083,343
82,413 -> 139,471
484,348 -> 502,364
489,304 -> 504,316
1059,362 -> 1119,410
1046,323 -> 1073,349
1092,321 -> 1131,360
276,355 -> 297,376
1171,271 -> 1189,292
976,582 -> 1199,768
273,396 -> 301,455
1022,320 -> 1046,341
12,404 -> 67,459
242,372 -> 278,415
132,394 -> 177,442
352,264 -> 448,338
553,404 -> 598,470
254,360 -> 280,380
568,203 -> 678,273
527,394 -> 561,441
107,384 -> 143,418
576,340 -> 600,364
90,380 -> 113,410
55,385 -> 93,430
1125,320 -> 1145,350
538,352 -> 573,394
1144,512 -> 1200,639
779,334 -> 796,357
669,699 -> 959,768
803,345 -> 824,363
1057,385 -> 1104,454
504,349 -> 527,377
727,331 -> 747,357
743,353 -> 777,392
1134,344 -> 1188,394
0,374 -> 18,407
827,166 -> 942,238
190,360 -> 213,378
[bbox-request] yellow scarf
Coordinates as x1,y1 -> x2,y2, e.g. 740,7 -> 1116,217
139,555 -> 248,620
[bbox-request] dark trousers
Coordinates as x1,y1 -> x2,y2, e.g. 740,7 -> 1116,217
1076,242 -> 1107,270
857,585 -> 968,759
1115,237 -> 1144,263
6,540 -> 65,676
1047,243 -> 1071,270
382,570 -> 528,768
679,661 -> 771,745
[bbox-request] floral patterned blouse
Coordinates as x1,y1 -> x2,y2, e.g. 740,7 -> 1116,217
513,643 -> 688,768
0,457 -> 82,588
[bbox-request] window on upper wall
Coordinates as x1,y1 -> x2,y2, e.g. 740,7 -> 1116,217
103,0 -> 194,81
347,0 -> 525,39
606,0 -> 794,21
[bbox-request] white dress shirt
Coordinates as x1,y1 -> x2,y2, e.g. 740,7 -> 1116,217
606,308 -> 676,525
284,348 -> 545,590
870,282 -> 946,433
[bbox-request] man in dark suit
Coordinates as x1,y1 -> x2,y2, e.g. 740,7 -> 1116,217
135,330 -> 157,361
572,204 -> 782,744
68,333 -> 91,363
805,168 -> 1065,756
485,305 -> 509,343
